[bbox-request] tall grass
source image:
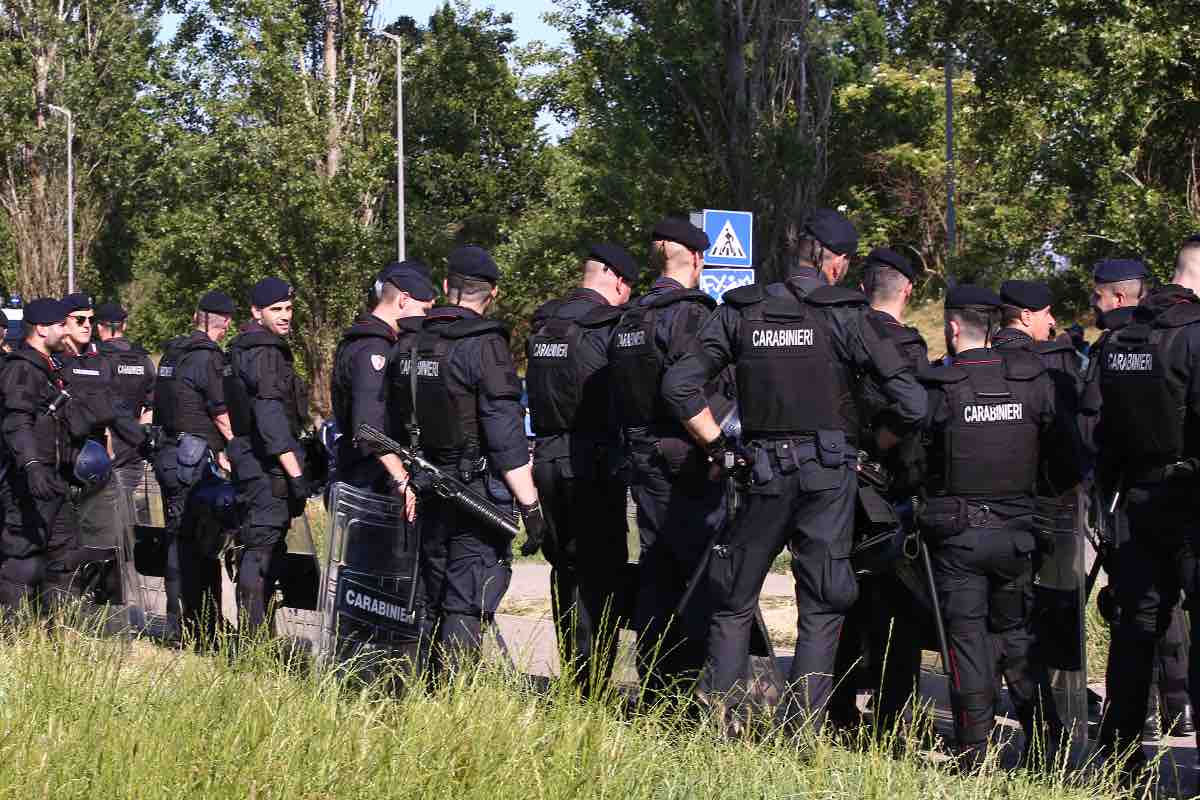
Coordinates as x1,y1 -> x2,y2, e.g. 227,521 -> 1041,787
0,617 -> 1133,800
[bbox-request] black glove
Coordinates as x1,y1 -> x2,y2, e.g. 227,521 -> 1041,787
518,500 -> 555,558
24,462 -> 60,501
287,473 -> 314,500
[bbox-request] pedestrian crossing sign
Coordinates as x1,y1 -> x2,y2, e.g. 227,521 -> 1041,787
702,209 -> 753,268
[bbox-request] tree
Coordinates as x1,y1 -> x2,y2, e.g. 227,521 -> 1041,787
0,0 -> 162,298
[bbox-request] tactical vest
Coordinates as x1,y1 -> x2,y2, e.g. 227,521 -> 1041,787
412,316 -> 509,457
859,311 -> 927,435
384,317 -> 425,444
153,335 -> 196,432
724,283 -> 858,438
932,354 -> 1042,497
526,300 -> 622,436
161,335 -> 223,444
1099,316 -> 1200,465
609,289 -> 714,428
100,340 -> 152,414
2,350 -> 70,466
225,331 -> 308,442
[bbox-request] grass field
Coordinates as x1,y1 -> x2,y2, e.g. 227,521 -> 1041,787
0,617 -> 1133,800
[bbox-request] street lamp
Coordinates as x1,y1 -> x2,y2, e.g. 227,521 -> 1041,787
47,104 -> 75,293
378,31 -> 406,262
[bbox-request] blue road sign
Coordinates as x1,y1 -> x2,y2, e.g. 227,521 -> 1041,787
702,209 -> 753,268
701,268 -> 755,303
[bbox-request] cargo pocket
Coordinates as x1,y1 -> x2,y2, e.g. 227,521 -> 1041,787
176,433 -> 209,486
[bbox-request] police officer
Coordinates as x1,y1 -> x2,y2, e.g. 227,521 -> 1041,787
225,278 -> 312,635
662,210 -> 926,733
383,259 -> 438,448
331,262 -> 434,507
830,246 -> 930,733
608,217 -> 732,698
411,246 -> 548,672
919,286 -> 1078,767
526,243 -> 637,696
1095,244 -> 1200,775
152,290 -> 236,643
0,299 -> 92,614
95,303 -> 156,497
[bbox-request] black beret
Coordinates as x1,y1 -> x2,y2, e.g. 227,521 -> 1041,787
382,258 -> 432,279
588,242 -> 640,283
945,285 -> 1001,310
651,217 -> 710,253
95,303 -> 128,323
1000,280 -> 1053,311
61,292 -> 94,313
863,247 -> 916,281
198,290 -> 236,315
25,298 -> 69,326
250,277 -> 294,308
381,265 -> 436,302
803,208 -> 859,256
1092,258 -> 1148,284
447,246 -> 499,283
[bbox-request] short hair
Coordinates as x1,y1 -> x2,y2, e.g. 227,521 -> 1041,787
446,273 -> 493,304
998,304 -> 1024,327
862,265 -> 910,304
788,237 -> 841,273
22,320 -> 35,339
377,281 -> 402,305
1107,277 -> 1147,300
946,307 -> 992,340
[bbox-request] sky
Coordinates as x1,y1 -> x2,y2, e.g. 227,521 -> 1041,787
379,0 -> 567,48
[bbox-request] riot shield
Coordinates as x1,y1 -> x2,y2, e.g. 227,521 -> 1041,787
273,511 -> 322,650
318,482 -> 424,681
1033,491 -> 1088,766
77,472 -> 150,635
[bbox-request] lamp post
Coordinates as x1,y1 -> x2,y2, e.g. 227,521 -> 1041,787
47,104 -> 75,293
378,32 -> 406,262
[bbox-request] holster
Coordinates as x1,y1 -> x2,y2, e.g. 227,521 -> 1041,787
176,433 -> 210,486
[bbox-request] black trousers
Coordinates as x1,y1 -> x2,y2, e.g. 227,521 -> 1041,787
229,438 -> 295,633
629,444 -> 725,698
1098,480 -> 1200,771
828,573 -> 924,732
1151,602 -> 1190,718
533,451 -> 629,696
419,477 -> 512,674
931,524 -> 1060,757
701,438 -> 857,733
0,472 -> 79,615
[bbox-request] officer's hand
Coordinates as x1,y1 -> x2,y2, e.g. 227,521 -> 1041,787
287,473 -> 313,500
389,477 -> 417,523
24,462 -> 60,501
216,450 -> 232,475
518,500 -> 555,559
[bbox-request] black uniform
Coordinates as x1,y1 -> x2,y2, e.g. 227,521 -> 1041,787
225,322 -> 310,631
0,345 -> 86,612
661,268 -> 926,728
58,344 -> 130,611
384,316 -> 425,447
330,314 -> 397,491
609,276 -> 730,695
921,347 -> 1078,760
829,308 -> 929,731
151,330 -> 231,640
526,288 -> 628,695
1094,285 -> 1200,771
97,336 -> 156,485
410,305 -> 527,669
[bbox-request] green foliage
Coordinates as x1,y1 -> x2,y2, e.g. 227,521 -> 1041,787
0,623 -> 1130,799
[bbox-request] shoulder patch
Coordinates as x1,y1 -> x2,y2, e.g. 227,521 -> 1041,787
370,353 -> 386,372
805,286 -> 867,307
722,285 -> 764,307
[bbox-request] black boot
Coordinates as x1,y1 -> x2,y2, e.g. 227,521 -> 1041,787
1143,691 -> 1161,740
1161,696 -> 1195,737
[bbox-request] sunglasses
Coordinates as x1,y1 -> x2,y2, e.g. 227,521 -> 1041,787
70,315 -> 93,326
